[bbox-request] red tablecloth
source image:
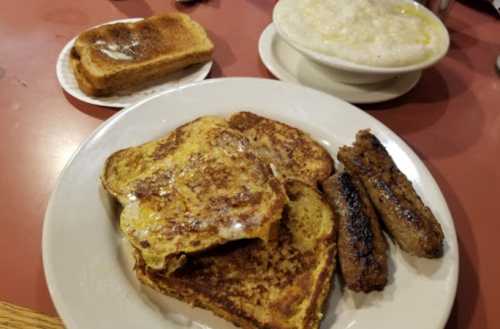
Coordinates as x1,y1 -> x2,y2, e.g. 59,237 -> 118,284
0,1 -> 498,328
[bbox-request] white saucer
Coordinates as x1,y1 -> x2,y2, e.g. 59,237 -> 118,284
56,18 -> 213,108
258,24 -> 422,104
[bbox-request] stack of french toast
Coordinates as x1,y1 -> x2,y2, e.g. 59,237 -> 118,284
101,112 -> 444,329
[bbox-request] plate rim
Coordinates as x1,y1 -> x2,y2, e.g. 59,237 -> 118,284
55,17 -> 213,108
43,77 -> 459,329
258,23 -> 422,104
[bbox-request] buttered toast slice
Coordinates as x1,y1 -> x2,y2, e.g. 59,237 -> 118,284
136,180 -> 336,329
71,13 -> 214,96
228,112 -> 334,187
102,117 -> 286,271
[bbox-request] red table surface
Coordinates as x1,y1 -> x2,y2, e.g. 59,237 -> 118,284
0,0 -> 499,328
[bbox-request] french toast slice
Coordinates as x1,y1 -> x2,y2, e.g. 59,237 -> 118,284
71,13 -> 214,96
228,112 -> 334,187
102,117 -> 286,271
135,180 -> 336,329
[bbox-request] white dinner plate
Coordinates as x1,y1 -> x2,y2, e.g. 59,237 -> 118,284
43,78 -> 458,329
258,24 -> 422,104
56,18 -> 213,108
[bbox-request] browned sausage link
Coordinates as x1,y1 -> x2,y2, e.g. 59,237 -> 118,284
322,172 -> 388,292
337,130 -> 444,258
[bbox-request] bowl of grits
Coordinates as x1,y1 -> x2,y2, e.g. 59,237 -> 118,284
273,0 -> 450,84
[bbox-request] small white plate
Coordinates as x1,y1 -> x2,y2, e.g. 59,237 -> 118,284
56,18 -> 213,108
258,24 -> 422,104
43,78 -> 458,329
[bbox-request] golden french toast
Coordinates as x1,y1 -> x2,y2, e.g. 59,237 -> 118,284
228,112 -> 334,187
70,13 -> 214,96
102,116 -> 286,271
135,180 -> 336,329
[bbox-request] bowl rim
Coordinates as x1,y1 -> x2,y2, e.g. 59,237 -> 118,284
272,0 -> 450,74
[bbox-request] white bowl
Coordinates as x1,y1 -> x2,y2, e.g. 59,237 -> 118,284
273,0 -> 450,84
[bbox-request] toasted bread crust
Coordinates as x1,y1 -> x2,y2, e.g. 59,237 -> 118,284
135,180 -> 336,329
70,49 -> 113,97
71,13 -> 213,96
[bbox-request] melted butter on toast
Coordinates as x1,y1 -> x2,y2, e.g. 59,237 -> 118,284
102,116 -> 286,270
